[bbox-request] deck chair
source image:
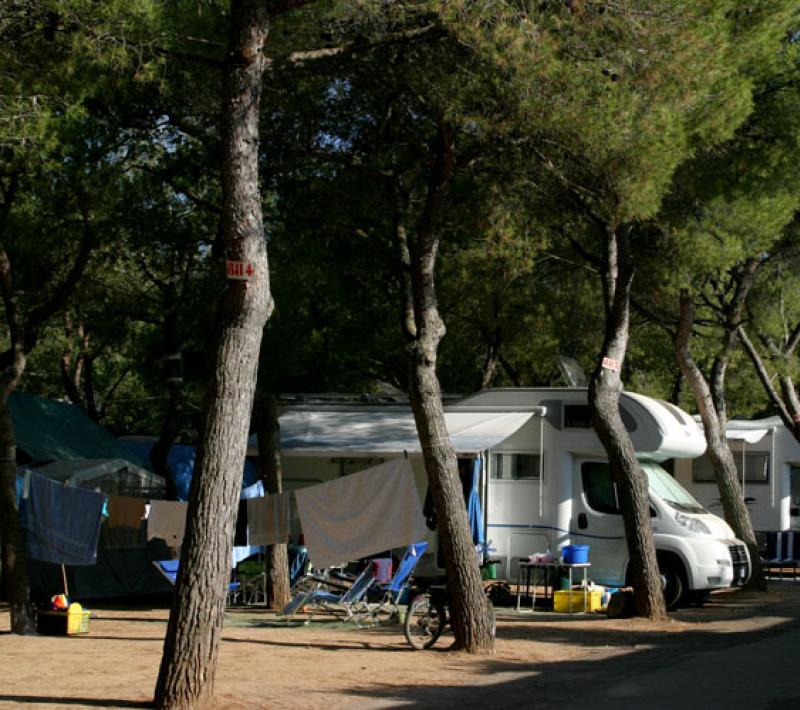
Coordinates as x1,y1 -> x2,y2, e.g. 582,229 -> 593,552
153,559 -> 243,603
362,541 -> 429,625
762,532 -> 799,582
278,560 -> 380,625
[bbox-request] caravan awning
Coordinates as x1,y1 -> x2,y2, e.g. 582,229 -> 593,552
273,410 -> 536,457
726,428 -> 770,444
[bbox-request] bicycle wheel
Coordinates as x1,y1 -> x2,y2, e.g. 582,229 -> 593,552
404,593 -> 446,650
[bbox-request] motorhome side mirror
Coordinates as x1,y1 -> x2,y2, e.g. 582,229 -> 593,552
577,513 -> 588,530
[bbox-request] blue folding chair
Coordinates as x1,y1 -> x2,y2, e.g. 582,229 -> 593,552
279,560 -> 380,626
762,532 -> 799,582
153,559 -> 243,603
363,541 -> 429,625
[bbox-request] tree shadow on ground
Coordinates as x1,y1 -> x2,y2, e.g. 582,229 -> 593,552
0,695 -> 151,708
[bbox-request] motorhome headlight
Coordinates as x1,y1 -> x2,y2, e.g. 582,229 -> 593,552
675,511 -> 711,534
716,559 -> 731,567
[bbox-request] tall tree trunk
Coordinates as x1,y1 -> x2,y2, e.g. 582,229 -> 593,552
151,310 -> 185,495
255,392 -> 290,610
588,226 -> 666,620
739,327 -> 800,444
0,386 -> 35,634
477,328 -> 501,391
674,293 -> 766,591
395,119 -> 494,654
153,2 -> 273,707
0,240 -> 35,633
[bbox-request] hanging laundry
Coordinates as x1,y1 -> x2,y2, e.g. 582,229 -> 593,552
147,500 -> 188,547
234,498 -> 249,546
247,492 -> 290,546
19,471 -> 105,565
294,458 -> 427,570
107,495 -> 146,529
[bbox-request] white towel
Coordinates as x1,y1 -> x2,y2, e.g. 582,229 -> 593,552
147,500 -> 188,547
247,493 -> 290,545
294,458 -> 427,570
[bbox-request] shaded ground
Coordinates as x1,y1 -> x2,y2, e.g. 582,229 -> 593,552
1,583 -> 799,709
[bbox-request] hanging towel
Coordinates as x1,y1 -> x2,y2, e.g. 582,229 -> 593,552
294,458 -> 427,570
19,471 -> 105,566
147,500 -> 188,547
107,495 -> 146,529
247,492 -> 290,546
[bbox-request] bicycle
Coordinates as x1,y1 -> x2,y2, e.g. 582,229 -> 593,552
403,579 -> 497,650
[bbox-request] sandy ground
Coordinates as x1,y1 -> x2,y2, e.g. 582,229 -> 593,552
2,583 -> 799,709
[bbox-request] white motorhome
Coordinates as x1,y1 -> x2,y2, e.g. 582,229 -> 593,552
269,388 -> 751,609
674,416 -> 800,533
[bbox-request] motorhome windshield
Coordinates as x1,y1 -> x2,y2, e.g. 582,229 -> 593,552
641,462 -> 707,514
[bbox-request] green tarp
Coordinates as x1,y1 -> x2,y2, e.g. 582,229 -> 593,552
8,391 -> 149,468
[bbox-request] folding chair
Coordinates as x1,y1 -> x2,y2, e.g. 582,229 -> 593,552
278,560 -> 380,626
363,541 -> 429,625
762,532 -> 799,582
153,560 -> 243,602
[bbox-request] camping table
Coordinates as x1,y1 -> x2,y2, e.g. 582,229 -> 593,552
515,561 -> 591,613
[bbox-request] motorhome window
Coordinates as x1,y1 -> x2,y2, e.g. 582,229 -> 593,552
642,461 -> 706,513
581,462 -> 620,514
492,453 -> 541,480
564,404 -> 637,432
657,399 -> 689,426
692,452 -> 769,484
564,405 -> 592,428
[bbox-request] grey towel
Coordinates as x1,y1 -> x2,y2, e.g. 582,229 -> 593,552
247,493 -> 290,545
294,459 -> 427,570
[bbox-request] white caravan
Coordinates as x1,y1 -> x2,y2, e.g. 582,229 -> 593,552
269,388 -> 751,608
674,416 -> 800,533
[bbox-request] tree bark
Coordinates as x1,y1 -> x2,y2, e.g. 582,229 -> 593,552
255,392 -> 290,610
0,217 -> 34,633
153,1 -> 274,707
0,389 -> 35,634
739,327 -> 800,444
675,292 -> 766,591
395,119 -> 494,654
588,226 -> 666,620
151,310 -> 185,499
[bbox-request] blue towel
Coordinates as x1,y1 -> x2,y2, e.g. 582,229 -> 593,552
19,471 -> 105,566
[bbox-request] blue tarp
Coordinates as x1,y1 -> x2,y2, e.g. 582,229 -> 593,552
121,441 -> 259,502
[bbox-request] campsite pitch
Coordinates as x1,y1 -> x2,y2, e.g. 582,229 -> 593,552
1,585 -> 799,709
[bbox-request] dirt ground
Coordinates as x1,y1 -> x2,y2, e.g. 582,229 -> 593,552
2,583 -> 799,710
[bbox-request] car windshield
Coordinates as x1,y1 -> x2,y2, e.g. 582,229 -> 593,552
642,461 -> 707,514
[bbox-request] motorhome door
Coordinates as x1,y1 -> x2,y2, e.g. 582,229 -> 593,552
573,459 -> 628,587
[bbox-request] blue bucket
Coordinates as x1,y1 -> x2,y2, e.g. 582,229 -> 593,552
562,544 -> 589,565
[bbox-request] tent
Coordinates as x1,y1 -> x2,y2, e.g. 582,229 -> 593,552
121,439 -> 260,502
34,458 -> 167,498
8,391 -> 149,467
7,393 -> 175,601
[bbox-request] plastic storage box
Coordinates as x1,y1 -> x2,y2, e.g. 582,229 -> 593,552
553,589 -> 602,613
36,604 -> 90,636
